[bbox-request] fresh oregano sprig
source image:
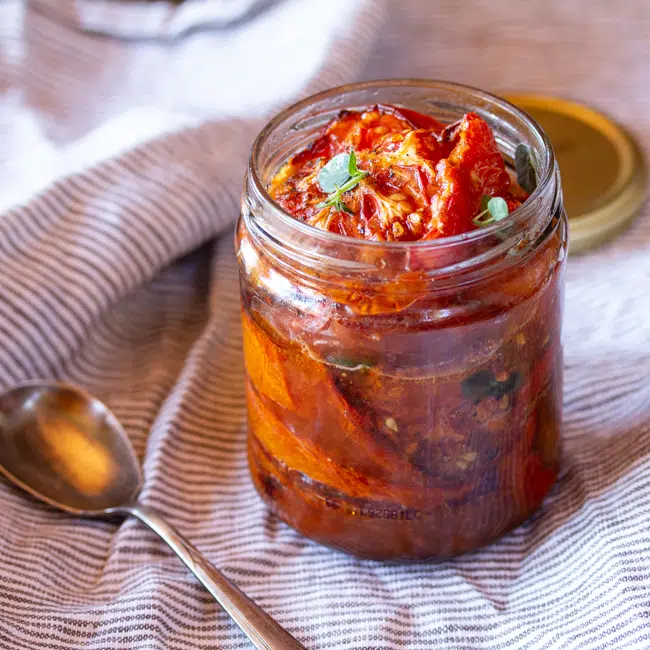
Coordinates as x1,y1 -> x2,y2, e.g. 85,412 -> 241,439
317,150 -> 368,213
473,195 -> 509,226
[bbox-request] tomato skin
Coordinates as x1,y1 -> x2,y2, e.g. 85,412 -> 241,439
269,105 -> 526,242
375,103 -> 448,130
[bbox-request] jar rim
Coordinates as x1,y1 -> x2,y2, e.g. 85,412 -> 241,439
248,78 -> 557,251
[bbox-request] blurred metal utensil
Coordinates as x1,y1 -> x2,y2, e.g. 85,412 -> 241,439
0,381 -> 307,650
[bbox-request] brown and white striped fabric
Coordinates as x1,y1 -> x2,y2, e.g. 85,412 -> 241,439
1,1 -> 649,648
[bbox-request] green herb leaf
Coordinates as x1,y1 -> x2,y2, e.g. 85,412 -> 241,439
318,153 -> 353,193
461,370 -> 522,403
317,149 -> 368,213
487,196 -> 509,220
348,149 -> 361,176
473,196 -> 510,226
331,195 -> 353,215
515,143 -> 537,194
326,353 -> 375,370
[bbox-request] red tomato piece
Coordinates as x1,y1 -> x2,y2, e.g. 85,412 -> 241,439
268,106 -> 526,241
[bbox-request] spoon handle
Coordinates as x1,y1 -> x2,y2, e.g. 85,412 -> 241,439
120,503 -> 308,650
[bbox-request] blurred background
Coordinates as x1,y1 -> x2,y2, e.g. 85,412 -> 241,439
2,0 -> 648,233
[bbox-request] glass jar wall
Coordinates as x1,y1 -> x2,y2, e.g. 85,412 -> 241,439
237,80 -> 567,561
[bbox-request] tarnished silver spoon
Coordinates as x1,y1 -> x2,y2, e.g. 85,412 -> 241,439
0,381 -> 306,650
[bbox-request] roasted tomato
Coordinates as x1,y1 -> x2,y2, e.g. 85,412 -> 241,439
268,105 -> 525,241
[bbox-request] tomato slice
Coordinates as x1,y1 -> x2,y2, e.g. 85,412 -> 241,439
269,106 -> 524,242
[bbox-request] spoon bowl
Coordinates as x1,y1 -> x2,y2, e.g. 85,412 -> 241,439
0,382 -> 141,513
0,381 -> 306,650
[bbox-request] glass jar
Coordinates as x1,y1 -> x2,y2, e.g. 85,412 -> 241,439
237,80 -> 567,561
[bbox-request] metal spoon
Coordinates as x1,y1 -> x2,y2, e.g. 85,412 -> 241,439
0,381 -> 307,650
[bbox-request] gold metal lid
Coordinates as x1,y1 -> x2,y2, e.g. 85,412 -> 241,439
504,94 -> 647,254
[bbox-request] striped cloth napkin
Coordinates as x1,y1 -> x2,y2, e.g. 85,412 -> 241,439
1,1 -> 649,649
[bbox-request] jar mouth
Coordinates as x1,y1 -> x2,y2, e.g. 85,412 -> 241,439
248,78 -> 557,251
